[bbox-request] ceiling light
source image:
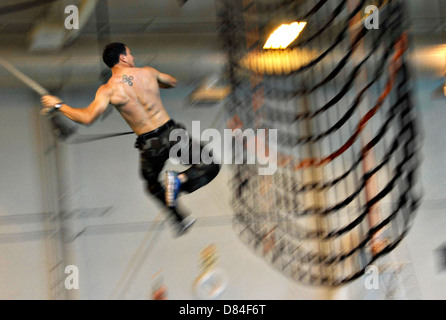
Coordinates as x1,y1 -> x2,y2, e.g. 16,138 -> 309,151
263,22 -> 307,50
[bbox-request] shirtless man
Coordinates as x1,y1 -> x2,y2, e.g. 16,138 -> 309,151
41,43 -> 220,236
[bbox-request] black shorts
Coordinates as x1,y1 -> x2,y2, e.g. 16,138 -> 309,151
135,119 -> 220,195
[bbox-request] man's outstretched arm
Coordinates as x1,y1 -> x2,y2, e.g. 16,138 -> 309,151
41,85 -> 111,125
145,66 -> 177,89
157,72 -> 177,88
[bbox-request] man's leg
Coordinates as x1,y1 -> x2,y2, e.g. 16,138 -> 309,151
165,129 -> 221,205
143,161 -> 196,237
140,152 -> 187,223
178,161 -> 220,194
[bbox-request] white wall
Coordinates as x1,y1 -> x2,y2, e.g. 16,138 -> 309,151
0,89 -> 50,299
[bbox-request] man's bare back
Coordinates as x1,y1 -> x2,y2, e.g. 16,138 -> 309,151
108,66 -> 174,135
41,46 -> 177,136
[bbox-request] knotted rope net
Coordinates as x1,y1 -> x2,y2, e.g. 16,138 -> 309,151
218,0 -> 422,286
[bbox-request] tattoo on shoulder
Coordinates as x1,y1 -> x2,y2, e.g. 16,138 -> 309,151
123,75 -> 134,86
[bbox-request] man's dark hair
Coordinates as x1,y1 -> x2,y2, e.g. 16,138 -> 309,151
103,43 -> 127,68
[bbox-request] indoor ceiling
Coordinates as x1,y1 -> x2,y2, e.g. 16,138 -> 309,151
0,0 -> 445,91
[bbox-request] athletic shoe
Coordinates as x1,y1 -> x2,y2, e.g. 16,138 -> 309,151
165,171 -> 181,208
175,217 -> 196,237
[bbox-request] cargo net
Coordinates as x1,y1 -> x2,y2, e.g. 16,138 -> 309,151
218,0 -> 422,286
